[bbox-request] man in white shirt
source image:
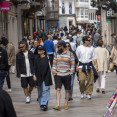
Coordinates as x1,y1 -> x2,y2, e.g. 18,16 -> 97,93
76,36 -> 98,99
16,41 -> 35,103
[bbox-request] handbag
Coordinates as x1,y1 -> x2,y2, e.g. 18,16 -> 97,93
109,62 -> 114,71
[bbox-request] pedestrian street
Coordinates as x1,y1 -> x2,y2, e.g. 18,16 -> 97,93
3,72 -> 117,117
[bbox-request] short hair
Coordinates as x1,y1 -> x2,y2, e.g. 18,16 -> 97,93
70,37 -> 73,42
19,40 -> 28,49
111,33 -> 116,37
97,40 -> 103,47
82,36 -> 90,43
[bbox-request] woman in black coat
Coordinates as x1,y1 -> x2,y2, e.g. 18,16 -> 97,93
33,45 -> 52,111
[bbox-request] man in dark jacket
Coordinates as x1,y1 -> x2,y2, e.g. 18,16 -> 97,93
16,40 -> 35,103
0,88 -> 17,117
0,39 -> 8,88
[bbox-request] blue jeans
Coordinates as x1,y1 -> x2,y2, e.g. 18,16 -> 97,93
69,73 -> 75,99
0,70 -> 5,88
37,82 -> 50,106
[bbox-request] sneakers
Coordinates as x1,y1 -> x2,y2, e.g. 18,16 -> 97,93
68,98 -> 73,101
81,93 -> 84,99
53,105 -> 61,111
64,105 -> 69,110
7,89 -> 12,92
86,94 -> 91,100
26,96 -> 30,103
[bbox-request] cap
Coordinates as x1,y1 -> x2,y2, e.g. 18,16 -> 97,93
58,40 -> 66,47
37,45 -> 46,51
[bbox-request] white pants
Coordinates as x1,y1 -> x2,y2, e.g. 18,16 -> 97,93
96,71 -> 106,89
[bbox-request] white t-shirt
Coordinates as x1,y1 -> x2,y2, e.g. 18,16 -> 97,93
76,45 -> 97,67
70,42 -> 76,51
21,51 -> 32,77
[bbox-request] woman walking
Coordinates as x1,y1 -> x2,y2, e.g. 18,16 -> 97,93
95,40 -> 109,94
110,40 -> 117,75
33,45 -> 52,111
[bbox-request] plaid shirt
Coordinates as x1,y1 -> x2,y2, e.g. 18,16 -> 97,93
52,50 -> 75,76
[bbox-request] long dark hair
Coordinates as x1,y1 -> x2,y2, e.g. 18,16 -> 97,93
65,42 -> 73,53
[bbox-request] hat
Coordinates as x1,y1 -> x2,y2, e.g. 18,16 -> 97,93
37,45 -> 46,51
58,40 -> 66,47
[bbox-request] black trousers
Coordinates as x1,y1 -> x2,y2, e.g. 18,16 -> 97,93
48,54 -> 54,67
6,65 -> 11,89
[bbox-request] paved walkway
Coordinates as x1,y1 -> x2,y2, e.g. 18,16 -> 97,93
3,72 -> 117,117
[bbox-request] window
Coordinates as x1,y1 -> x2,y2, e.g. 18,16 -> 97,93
89,13 -> 90,20
80,0 -> 88,2
80,8 -> 84,18
85,8 -> 88,18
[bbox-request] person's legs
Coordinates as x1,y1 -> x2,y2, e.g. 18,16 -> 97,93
96,72 -> 101,92
85,69 -> 94,95
53,76 -> 62,110
63,75 -> 71,109
69,73 -> 75,100
101,71 -> 106,93
21,77 -> 30,103
37,85 -> 42,105
56,88 -> 61,107
40,82 -> 50,106
6,65 -> 11,90
48,54 -> 54,66
78,69 -> 86,93
24,87 -> 29,97
114,65 -> 117,75
0,70 -> 5,88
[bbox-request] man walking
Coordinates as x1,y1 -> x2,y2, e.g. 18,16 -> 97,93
0,39 -> 8,88
76,36 -> 98,99
44,35 -> 54,66
16,40 -> 35,103
52,41 -> 75,110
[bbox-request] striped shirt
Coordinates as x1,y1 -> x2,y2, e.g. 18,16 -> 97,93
52,50 -> 75,76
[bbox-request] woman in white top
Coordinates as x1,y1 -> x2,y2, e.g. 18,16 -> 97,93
95,40 -> 109,94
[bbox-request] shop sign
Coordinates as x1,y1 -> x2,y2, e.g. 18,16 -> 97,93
106,6 -> 116,19
0,1 -> 10,11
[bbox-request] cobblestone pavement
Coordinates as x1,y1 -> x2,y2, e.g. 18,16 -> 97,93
3,72 -> 117,117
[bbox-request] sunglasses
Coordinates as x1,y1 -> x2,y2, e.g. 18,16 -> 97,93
86,40 -> 91,42
66,45 -> 70,47
19,45 -> 25,49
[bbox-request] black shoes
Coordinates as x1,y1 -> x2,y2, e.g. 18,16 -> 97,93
40,105 -> 48,111
68,98 -> 73,101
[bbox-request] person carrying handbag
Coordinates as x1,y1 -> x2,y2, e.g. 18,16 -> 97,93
110,40 -> 117,75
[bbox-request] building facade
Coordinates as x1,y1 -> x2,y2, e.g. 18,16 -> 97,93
75,0 -> 98,24
59,0 -> 76,31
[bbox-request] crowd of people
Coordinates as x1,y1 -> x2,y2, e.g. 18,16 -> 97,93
0,23 -> 117,114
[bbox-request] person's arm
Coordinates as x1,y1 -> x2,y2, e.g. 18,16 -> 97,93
33,56 -> 37,81
70,52 -> 75,74
52,55 -> 57,75
16,54 -> 20,78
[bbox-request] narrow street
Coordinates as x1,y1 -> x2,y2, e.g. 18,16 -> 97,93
3,72 -> 117,117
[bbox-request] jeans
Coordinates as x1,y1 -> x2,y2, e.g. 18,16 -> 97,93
0,70 -> 6,88
37,82 -> 50,106
69,73 -> 75,99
